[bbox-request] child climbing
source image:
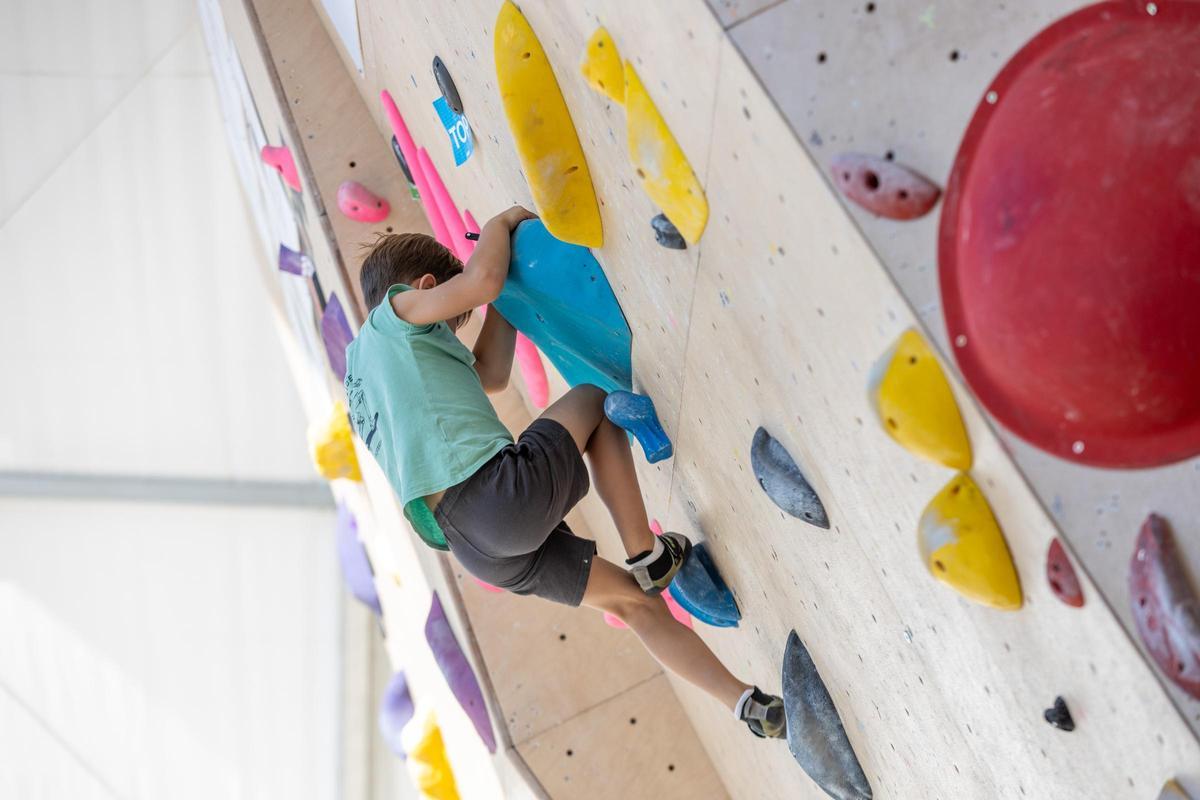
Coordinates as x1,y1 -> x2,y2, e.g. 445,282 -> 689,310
345,205 -> 786,740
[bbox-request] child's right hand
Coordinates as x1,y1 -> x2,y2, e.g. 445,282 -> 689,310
492,205 -> 538,232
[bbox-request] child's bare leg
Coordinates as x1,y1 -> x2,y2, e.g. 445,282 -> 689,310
538,385 -> 655,558
583,557 -> 749,709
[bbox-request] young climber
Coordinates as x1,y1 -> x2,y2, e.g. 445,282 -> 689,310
344,205 -> 785,739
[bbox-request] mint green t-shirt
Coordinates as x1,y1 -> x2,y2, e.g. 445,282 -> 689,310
344,285 -> 513,542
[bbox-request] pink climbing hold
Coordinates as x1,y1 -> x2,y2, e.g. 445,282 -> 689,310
337,180 -> 390,223
380,90 -> 452,249
830,153 -> 940,220
1129,514 -> 1200,701
515,335 -> 549,408
261,144 -> 301,192
417,147 -> 471,261
1046,538 -> 1084,608
463,210 -> 481,238
473,577 -> 504,593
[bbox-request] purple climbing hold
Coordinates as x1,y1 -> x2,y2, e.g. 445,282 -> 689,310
667,541 -> 740,628
321,293 -> 355,382
378,671 -> 415,757
604,390 -> 673,463
278,243 -> 314,277
751,427 -> 829,529
335,502 -> 380,616
424,592 -> 496,753
783,631 -> 873,800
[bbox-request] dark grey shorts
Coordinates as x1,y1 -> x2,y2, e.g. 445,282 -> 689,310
434,418 -> 596,606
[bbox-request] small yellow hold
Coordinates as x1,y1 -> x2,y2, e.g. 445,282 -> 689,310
495,1 -> 603,248
580,28 -> 625,104
309,400 -> 362,481
869,328 -> 972,470
624,61 -> 709,244
1159,780 -> 1194,800
407,712 -> 460,800
918,473 -> 1022,610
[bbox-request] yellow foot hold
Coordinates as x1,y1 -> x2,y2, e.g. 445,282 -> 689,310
581,28 -> 625,104
624,62 -> 708,244
495,1 -> 602,248
919,473 -> 1022,610
869,328 -> 972,470
1159,780 -> 1194,800
406,712 -> 460,800
309,400 -> 361,482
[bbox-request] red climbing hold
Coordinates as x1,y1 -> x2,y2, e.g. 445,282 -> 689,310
830,153 -> 940,220
1129,514 -> 1200,701
940,1 -> 1200,467
337,180 -> 390,222
261,144 -> 301,192
1046,539 -> 1084,608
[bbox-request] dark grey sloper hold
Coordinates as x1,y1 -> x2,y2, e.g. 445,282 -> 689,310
751,427 -> 830,528
433,56 -> 463,115
651,213 -> 687,249
784,631 -> 873,800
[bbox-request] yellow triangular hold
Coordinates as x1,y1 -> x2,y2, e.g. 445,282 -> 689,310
495,1 -> 602,248
918,473 -> 1022,610
869,328 -> 972,470
1159,780 -> 1194,800
580,28 -> 625,104
406,712 -> 460,800
309,400 -> 362,482
624,61 -> 709,244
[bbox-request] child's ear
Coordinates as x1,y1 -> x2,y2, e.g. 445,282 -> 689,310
415,273 -> 437,290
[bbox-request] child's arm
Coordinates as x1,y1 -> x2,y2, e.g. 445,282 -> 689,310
473,306 -> 517,393
390,206 -> 536,327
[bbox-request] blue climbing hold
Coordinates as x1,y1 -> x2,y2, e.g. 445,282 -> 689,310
750,427 -> 829,529
668,542 -> 740,628
493,220 -> 632,394
605,390 -> 673,463
783,631 -> 873,800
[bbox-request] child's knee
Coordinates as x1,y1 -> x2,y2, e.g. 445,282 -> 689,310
607,589 -> 666,630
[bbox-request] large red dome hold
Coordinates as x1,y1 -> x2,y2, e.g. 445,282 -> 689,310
939,0 -> 1200,468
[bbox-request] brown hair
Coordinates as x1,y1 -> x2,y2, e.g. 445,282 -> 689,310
358,233 -> 463,309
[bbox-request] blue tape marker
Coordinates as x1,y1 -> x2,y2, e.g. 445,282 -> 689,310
433,95 -> 474,166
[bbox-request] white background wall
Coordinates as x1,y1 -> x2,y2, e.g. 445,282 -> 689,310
0,1 -> 365,797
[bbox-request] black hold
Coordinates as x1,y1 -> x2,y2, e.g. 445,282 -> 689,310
433,56 -> 464,115
751,427 -> 830,529
783,631 -> 873,800
1043,696 -> 1074,732
651,213 -> 687,249
390,135 -> 416,187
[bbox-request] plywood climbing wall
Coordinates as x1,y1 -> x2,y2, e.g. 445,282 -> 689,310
290,0 -> 1200,797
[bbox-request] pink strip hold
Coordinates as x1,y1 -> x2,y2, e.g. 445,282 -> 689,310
261,144 -> 301,192
417,148 -> 471,261
463,210 -> 481,237
515,335 -> 549,408
337,180 -> 390,222
473,577 -> 504,593
604,612 -> 628,629
379,90 -> 452,248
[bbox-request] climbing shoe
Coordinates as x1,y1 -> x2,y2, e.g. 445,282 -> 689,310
736,687 -> 787,739
626,531 -> 691,595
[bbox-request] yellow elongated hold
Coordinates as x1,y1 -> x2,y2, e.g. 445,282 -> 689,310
309,400 -> 362,482
494,1 -> 602,248
624,61 -> 709,244
919,473 -> 1022,611
1159,780 -> 1194,800
407,712 -> 460,800
580,27 -> 625,104
869,328 -> 972,470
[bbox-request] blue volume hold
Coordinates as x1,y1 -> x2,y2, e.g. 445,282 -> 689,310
667,542 -> 740,628
604,390 -> 673,464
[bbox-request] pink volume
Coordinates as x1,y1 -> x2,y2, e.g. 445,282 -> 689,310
379,90 -> 452,248
337,180 -> 390,222
261,144 -> 301,192
417,148 -> 471,261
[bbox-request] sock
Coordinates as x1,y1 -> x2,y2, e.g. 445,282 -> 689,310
625,535 -> 664,568
733,687 -> 756,720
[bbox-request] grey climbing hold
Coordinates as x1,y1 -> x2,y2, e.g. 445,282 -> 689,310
751,427 -> 830,529
651,213 -> 687,249
1043,696 -> 1074,732
433,56 -> 464,115
783,631 -> 873,800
